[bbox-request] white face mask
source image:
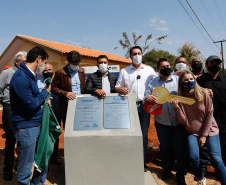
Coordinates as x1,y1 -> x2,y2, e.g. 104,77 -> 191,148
175,63 -> 187,71
36,63 -> 45,74
69,64 -> 79,71
98,63 -> 108,73
132,55 -> 142,65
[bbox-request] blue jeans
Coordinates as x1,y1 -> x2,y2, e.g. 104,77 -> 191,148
15,126 -> 48,185
155,122 -> 187,176
137,104 -> 150,162
187,133 -> 226,184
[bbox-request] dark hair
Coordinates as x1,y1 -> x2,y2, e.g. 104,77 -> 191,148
129,46 -> 142,55
97,55 -> 108,63
175,56 -> 187,63
67,51 -> 81,63
157,58 -> 169,68
26,46 -> 49,63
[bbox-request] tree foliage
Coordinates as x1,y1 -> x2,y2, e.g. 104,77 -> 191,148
115,32 -> 167,58
177,43 -> 202,64
143,49 -> 176,71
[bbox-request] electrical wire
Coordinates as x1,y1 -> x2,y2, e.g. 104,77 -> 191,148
214,0 -> 226,33
199,0 -> 224,39
184,0 -> 221,50
177,0 -> 219,55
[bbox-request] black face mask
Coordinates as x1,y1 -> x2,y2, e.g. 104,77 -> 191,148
160,67 -> 171,77
192,62 -> 202,71
208,65 -> 220,74
43,72 -> 53,79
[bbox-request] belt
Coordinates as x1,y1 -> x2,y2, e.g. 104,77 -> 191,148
136,101 -> 143,105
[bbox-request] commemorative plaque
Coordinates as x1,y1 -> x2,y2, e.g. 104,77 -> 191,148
73,96 -> 102,131
103,96 -> 130,129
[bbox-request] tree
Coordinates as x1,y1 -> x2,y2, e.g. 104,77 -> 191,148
177,43 -> 202,64
143,49 -> 176,71
114,32 -> 167,58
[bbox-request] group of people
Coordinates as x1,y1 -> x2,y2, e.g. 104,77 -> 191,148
0,45 -> 226,185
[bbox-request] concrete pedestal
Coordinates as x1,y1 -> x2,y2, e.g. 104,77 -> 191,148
64,93 -> 145,185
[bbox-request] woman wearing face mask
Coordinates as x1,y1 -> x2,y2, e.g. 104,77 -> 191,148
171,71 -> 226,185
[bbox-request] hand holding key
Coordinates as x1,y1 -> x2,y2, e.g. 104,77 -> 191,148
152,86 -> 195,105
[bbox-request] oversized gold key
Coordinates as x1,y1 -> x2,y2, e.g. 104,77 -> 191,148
152,86 -> 195,105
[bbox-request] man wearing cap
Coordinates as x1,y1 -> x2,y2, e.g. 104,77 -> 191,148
0,51 -> 27,181
84,55 -> 117,97
115,46 -> 158,172
197,55 -> 226,166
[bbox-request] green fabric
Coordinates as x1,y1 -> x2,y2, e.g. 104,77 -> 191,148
34,93 -> 62,172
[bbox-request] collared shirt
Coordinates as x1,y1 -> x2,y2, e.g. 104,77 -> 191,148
67,65 -> 81,95
37,77 -> 59,112
102,73 -> 110,93
116,64 -> 158,101
144,75 -> 180,127
197,73 -> 226,127
0,66 -> 17,104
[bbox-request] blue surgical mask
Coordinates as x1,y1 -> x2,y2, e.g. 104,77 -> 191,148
182,80 -> 196,90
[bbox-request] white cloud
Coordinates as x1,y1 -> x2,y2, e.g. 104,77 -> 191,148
156,26 -> 169,31
149,18 -> 169,32
160,20 -> 166,24
150,18 -> 157,23
62,39 -> 80,46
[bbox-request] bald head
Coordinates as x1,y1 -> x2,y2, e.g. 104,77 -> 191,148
42,63 -> 53,79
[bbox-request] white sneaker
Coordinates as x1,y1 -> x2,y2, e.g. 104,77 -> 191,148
197,177 -> 206,185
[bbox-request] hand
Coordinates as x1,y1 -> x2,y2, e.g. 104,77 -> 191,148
199,136 -> 206,147
174,70 -> 182,76
47,97 -> 53,106
207,88 -> 213,98
170,98 -> 180,110
120,88 -> 129,95
95,89 -> 106,97
66,92 -> 76,100
44,85 -> 51,92
145,95 -> 156,102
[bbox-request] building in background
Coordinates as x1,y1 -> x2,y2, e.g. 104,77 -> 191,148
0,35 -> 131,73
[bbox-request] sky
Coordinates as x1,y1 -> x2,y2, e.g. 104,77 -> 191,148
0,0 -> 226,63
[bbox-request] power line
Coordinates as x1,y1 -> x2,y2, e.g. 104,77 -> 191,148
177,0 -> 219,55
214,0 -> 226,33
199,0 -> 224,39
184,0 -> 221,50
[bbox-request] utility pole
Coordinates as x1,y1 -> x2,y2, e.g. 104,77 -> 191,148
213,39 -> 226,74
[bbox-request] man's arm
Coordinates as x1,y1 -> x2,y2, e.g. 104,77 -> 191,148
51,71 -> 68,97
84,75 -> 96,94
13,77 -> 49,111
0,70 -> 8,103
114,70 -> 129,95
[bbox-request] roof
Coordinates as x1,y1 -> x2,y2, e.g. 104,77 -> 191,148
17,35 -> 132,64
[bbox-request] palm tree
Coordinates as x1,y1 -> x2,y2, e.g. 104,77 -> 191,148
115,32 -> 167,58
177,43 -> 202,63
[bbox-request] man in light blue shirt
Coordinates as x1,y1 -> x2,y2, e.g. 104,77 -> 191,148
51,51 -> 85,128
145,58 -> 187,185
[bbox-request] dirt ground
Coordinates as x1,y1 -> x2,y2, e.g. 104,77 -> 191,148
0,110 -> 220,185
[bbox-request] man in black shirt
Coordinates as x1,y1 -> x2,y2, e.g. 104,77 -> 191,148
84,55 -> 117,98
197,55 -> 226,166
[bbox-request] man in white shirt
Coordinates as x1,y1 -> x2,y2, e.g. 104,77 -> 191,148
115,46 -> 158,171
